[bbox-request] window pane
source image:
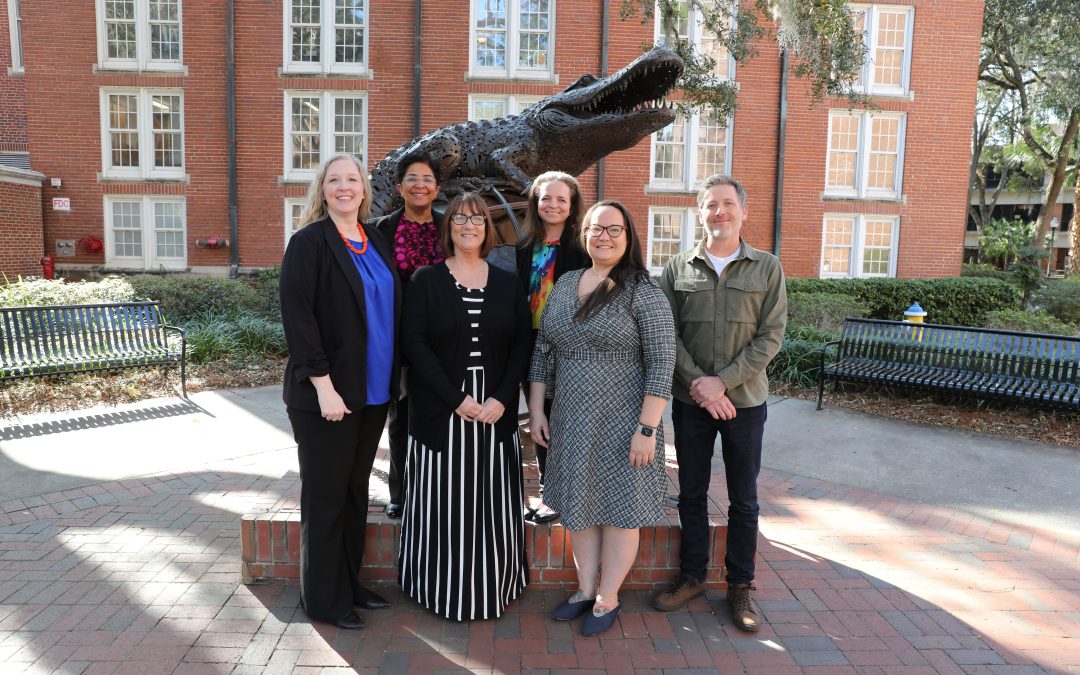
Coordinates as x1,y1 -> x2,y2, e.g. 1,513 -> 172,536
151,95 -> 183,168
333,97 -> 364,159
12,0 -> 23,68
517,0 -> 550,68
335,0 -> 365,63
109,94 -> 140,168
291,0 -> 321,63
873,11 -> 906,88
650,211 -> 685,271
868,116 -> 899,191
154,202 -> 184,258
827,115 -> 859,189
149,0 -> 181,61
111,201 -> 142,257
822,217 -> 853,276
472,99 -> 506,120
475,0 -> 507,67
652,117 -> 686,182
291,96 -> 321,170
850,9 -> 867,89
695,111 -> 728,181
105,0 -> 137,60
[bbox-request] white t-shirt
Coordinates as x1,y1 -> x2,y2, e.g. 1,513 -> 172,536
705,248 -> 740,277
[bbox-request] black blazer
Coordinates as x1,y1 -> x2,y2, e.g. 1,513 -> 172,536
280,216 -> 402,413
515,224 -> 590,293
369,206 -> 445,252
401,263 -> 531,452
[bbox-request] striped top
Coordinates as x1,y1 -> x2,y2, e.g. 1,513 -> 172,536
457,281 -> 484,367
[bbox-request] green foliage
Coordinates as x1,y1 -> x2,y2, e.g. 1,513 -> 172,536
231,314 -> 288,357
1033,278 -> 1080,324
960,263 -> 1018,284
253,267 -> 282,322
981,309 -> 1077,335
184,313 -> 287,364
0,276 -> 136,307
768,326 -> 832,388
127,275 -> 267,323
619,0 -> 868,118
978,218 -> 1037,268
784,277 -> 1021,326
787,292 -> 869,334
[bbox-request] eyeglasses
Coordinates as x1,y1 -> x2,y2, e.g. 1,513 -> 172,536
586,224 -> 625,238
450,213 -> 487,225
402,176 -> 437,186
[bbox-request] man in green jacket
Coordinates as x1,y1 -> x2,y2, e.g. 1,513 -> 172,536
653,175 -> 787,632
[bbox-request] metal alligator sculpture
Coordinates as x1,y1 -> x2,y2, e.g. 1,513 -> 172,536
369,47 -> 685,219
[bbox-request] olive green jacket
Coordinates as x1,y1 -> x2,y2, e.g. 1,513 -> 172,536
657,239 -> 787,408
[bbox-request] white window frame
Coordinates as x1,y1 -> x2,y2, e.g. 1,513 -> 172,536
100,88 -> 186,180
819,213 -> 899,278
646,207 -> 705,275
7,0 -> 22,73
467,93 -> 545,121
103,195 -> 187,270
649,111 -> 734,191
95,0 -> 184,72
469,0 -> 555,80
849,4 -> 914,97
283,91 -> 367,181
282,0 -> 368,75
285,198 -> 307,243
653,0 -> 736,82
824,110 -> 906,200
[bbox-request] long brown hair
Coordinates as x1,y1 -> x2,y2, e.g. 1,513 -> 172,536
574,200 -> 649,321
519,171 -> 585,251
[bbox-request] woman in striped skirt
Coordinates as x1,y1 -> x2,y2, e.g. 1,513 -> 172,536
398,192 -> 532,620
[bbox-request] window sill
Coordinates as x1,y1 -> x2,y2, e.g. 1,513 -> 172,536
93,64 -> 188,76
279,67 -> 373,80
821,193 -> 906,205
279,175 -> 315,186
465,73 -> 559,85
7,67 -> 23,77
97,173 -> 191,184
644,185 -> 697,197
104,264 -> 190,273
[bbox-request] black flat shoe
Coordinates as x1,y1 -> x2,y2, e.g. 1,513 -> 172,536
532,506 -> 560,524
385,503 -> 402,519
524,506 -> 537,521
355,586 -> 390,610
334,610 -> 366,630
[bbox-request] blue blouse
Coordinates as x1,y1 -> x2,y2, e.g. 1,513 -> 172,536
346,238 -> 395,405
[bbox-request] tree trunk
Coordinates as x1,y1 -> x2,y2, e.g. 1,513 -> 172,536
1033,108 -> 1080,252
1071,178 -> 1080,277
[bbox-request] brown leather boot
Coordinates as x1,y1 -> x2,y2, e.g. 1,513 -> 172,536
726,583 -> 760,631
652,574 -> 707,612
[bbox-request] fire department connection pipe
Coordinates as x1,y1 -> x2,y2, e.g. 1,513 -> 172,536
226,0 -> 240,278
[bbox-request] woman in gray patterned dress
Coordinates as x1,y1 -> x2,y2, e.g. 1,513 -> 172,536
528,200 -> 676,637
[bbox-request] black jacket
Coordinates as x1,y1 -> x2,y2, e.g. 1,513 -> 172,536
369,206 -> 445,255
515,225 -> 589,292
280,216 -> 401,412
401,263 -> 531,452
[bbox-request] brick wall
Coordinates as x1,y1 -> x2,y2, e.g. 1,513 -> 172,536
0,169 -> 45,279
18,0 -> 984,277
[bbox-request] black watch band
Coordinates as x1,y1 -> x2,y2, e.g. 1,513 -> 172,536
639,424 -> 656,437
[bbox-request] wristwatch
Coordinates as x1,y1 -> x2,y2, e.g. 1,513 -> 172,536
639,424 -> 656,437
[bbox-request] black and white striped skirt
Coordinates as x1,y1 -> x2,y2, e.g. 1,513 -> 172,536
398,366 -> 528,620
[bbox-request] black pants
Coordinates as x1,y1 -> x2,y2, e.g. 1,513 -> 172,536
387,396 -> 408,505
670,399 -> 767,585
288,403 -> 389,623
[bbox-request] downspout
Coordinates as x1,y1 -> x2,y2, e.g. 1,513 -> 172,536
596,0 -> 610,200
413,0 -> 422,138
226,0 -> 240,277
773,47 -> 788,258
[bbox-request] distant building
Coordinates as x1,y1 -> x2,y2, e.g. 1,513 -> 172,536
1,0 -> 983,280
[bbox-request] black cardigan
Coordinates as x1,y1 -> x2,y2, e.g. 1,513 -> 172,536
514,224 -> 590,292
369,206 -> 445,254
280,216 -> 401,413
401,263 -> 531,451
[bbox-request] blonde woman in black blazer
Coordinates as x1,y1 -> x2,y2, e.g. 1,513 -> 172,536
280,153 -> 401,630
398,192 -> 532,620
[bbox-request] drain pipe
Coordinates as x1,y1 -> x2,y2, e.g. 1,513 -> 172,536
226,0 -> 240,277
596,0 -> 610,200
773,48 -> 789,258
413,0 -> 422,137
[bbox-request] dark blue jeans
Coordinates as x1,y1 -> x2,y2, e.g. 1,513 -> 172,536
670,398 -> 767,586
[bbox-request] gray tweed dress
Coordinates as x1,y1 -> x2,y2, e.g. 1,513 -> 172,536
528,270 -> 676,531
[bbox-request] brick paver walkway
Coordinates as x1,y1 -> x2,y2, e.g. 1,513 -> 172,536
1,443 -> 1078,673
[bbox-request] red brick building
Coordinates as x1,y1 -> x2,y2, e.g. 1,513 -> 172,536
1,0 -> 983,280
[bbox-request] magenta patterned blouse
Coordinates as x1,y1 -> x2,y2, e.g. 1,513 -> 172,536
393,216 -> 444,282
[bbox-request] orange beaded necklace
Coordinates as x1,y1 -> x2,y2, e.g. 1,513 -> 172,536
337,222 -> 368,255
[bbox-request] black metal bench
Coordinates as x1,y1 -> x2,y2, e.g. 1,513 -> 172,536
817,318 -> 1080,411
0,301 -> 187,397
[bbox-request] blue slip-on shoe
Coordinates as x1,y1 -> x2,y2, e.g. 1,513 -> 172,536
581,603 -> 621,637
551,591 -> 595,621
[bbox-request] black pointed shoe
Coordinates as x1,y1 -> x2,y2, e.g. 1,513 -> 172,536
355,586 -> 390,610
385,502 -> 402,519
334,610 -> 366,630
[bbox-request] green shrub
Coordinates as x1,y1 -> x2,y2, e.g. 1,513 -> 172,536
981,309 -> 1078,335
767,323 -> 835,388
183,313 -> 288,364
960,263 -> 1018,285
787,292 -> 869,334
785,277 -> 1020,326
0,276 -> 136,306
128,275 -> 266,323
1033,278 -> 1080,325
253,267 -> 281,321
231,314 -> 288,357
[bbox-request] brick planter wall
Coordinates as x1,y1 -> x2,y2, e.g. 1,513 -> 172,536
0,168 -> 45,279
